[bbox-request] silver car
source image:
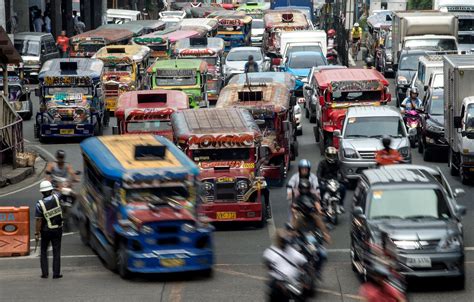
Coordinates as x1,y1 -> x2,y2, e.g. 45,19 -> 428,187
335,106 -> 411,180
224,47 -> 270,82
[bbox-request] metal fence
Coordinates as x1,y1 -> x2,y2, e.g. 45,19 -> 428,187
0,95 -> 24,177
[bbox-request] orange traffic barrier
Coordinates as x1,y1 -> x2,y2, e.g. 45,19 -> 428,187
0,206 -> 30,257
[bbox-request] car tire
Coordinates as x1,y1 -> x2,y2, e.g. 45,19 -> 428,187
453,274 -> 465,290
79,218 -> 90,247
296,128 -> 302,136
449,149 -> 459,176
117,242 -> 131,279
423,147 -> 432,162
314,125 -> 320,143
309,114 -> 316,123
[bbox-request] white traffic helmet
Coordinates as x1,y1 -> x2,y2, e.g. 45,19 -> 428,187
354,22 -> 359,27
40,180 -> 54,192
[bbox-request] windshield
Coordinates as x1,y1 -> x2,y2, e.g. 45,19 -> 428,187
288,54 -> 325,69
459,19 -> 474,32
181,56 -> 217,66
404,38 -> 457,51
252,20 -> 264,29
466,104 -> 474,132
104,64 -> 133,73
227,50 -> 262,61
399,54 -> 424,71
344,116 -> 405,138
14,40 -> 40,56
429,92 -> 444,115
125,186 -> 189,203
458,34 -> 474,44
191,148 -> 251,162
78,43 -> 105,53
332,91 -> 382,102
46,87 -> 91,95
287,46 -> 322,55
368,188 -> 450,220
155,75 -> 197,86
126,121 -> 171,132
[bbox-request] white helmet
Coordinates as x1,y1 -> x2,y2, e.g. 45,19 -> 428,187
354,22 -> 359,27
40,180 -> 54,192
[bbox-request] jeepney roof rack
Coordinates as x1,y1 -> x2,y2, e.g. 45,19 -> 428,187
134,145 -> 167,160
60,62 -> 78,74
107,47 -> 126,54
138,92 -> 167,104
190,37 -> 208,46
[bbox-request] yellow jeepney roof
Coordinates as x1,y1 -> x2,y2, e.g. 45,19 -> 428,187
93,45 -> 151,63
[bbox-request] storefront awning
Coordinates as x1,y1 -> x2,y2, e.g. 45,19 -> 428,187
0,26 -> 22,65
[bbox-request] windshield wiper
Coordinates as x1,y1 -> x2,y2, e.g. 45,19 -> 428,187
371,215 -> 402,220
346,134 -> 368,138
404,215 -> 438,220
369,135 -> 383,138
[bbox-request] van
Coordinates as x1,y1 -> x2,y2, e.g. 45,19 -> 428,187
412,55 -> 443,101
14,32 -> 59,79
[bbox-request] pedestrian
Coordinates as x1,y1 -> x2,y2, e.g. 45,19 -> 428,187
44,13 -> 52,33
75,17 -> 86,34
244,55 -> 259,73
33,11 -> 44,32
35,181 -> 64,279
56,31 -> 70,58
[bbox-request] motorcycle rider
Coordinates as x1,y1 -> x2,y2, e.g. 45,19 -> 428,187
263,229 -> 308,302
375,136 -> 403,166
317,147 -> 346,214
359,263 -> 407,302
327,29 -> 336,49
287,159 -> 320,221
400,87 -> 422,115
45,150 -> 79,187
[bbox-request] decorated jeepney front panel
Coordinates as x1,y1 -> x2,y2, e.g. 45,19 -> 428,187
216,15 -> 252,50
263,12 -> 310,55
122,107 -> 175,139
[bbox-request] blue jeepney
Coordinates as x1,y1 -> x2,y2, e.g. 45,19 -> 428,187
77,135 -> 214,278
212,11 -> 252,51
34,59 -> 105,142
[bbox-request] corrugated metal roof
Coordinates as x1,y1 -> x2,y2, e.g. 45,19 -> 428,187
346,105 -> 401,118
314,68 -> 388,87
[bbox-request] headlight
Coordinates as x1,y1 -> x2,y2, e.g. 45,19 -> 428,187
343,148 -> 359,159
181,223 -> 196,233
399,147 -> 410,157
397,76 -> 408,85
236,180 -> 248,192
203,182 -> 214,192
438,235 -> 462,251
48,107 -> 58,117
75,107 -> 87,116
141,225 -> 154,234
426,122 -> 443,133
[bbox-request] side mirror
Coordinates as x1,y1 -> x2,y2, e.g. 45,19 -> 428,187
304,84 -> 313,91
96,87 -> 103,97
424,85 -> 428,91
454,116 -> 462,129
112,126 -> 119,135
353,206 -> 365,219
264,57 -> 270,62
333,129 -> 341,138
455,204 -> 467,217
255,119 -> 265,125
258,146 -> 270,159
454,188 -> 465,198
35,88 -> 41,97
75,171 -> 82,175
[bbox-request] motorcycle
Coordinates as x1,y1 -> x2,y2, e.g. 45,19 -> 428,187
404,108 -> 422,148
321,179 -> 341,225
51,171 -> 81,232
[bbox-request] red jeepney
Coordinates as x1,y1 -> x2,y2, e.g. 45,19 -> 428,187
114,90 -> 189,140
310,68 -> 390,151
171,108 -> 269,225
216,82 -> 298,186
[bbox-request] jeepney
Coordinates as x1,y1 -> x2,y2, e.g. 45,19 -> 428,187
114,90 -> 189,140
70,29 -> 134,58
263,10 -> 312,63
134,29 -> 201,60
212,11 -> 252,51
92,45 -> 151,121
216,82 -> 298,186
77,135 -> 214,278
171,108 -> 269,225
125,20 -> 166,34
0,66 -> 33,120
180,18 -> 219,37
237,1 -> 268,19
34,59 -> 105,142
97,23 -> 146,37
309,68 -> 390,150
175,37 -> 225,104
148,59 -> 209,109
106,8 -> 146,24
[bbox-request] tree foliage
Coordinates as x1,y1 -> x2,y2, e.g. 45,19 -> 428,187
408,0 -> 433,10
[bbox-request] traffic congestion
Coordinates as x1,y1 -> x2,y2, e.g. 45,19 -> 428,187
0,0 -> 473,301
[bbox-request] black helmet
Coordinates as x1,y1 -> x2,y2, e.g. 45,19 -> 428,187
56,150 -> 66,159
298,159 -> 311,170
410,87 -> 419,96
381,135 -> 391,149
325,146 -> 337,163
298,178 -> 311,192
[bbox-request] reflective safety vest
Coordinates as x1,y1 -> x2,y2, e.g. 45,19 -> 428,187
39,195 -> 63,229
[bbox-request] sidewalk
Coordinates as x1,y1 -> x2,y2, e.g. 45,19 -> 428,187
0,146 -> 47,190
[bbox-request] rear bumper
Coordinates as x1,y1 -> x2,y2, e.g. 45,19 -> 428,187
200,202 -> 263,222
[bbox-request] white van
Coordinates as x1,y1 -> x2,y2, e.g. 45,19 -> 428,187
280,30 -> 327,59
412,54 -> 443,101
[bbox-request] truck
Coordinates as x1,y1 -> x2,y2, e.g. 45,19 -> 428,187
444,54 -> 474,184
392,11 -> 458,65
270,0 -> 315,23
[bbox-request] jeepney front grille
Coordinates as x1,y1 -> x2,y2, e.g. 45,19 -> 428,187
215,182 -> 236,201
155,226 -> 180,234
104,83 -> 119,97
359,151 -> 376,160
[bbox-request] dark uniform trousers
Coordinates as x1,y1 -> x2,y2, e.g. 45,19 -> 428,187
41,228 -> 62,277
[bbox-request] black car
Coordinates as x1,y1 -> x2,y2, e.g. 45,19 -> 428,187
350,165 -> 466,288
419,88 -> 448,161
375,34 -> 393,77
394,50 -> 427,106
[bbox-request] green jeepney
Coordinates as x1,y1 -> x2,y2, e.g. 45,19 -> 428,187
147,59 -> 208,109
237,1 -> 267,19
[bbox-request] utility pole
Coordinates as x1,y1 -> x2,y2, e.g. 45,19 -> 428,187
102,0 -> 107,25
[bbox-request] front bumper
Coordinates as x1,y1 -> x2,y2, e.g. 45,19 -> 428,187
397,251 -> 464,278
36,123 -> 95,138
200,202 -> 263,222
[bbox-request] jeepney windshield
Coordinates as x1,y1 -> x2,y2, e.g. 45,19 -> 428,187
465,104 -> 474,133
104,64 -> 133,73
125,186 -> 190,203
14,40 -> 40,56
155,75 -> 197,86
227,50 -> 262,61
126,120 -> 172,132
218,25 -> 244,33
331,91 -> 381,102
46,87 -> 91,95
192,148 -> 251,162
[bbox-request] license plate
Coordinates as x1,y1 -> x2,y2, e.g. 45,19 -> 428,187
406,256 -> 431,268
106,99 -> 116,109
160,258 -> 185,267
60,129 -> 74,135
216,212 -> 236,220
224,41 -> 230,46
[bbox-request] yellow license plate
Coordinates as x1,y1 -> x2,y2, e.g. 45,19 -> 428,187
217,177 -> 234,183
106,99 -> 117,109
160,258 -> 185,267
60,129 -> 74,135
216,212 -> 236,220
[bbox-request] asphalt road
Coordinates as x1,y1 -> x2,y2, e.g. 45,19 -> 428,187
0,71 -> 473,302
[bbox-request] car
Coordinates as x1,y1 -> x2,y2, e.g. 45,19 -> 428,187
351,165 -> 467,288
0,67 -> 33,120
418,87 -> 448,161
223,47 -> 270,82
250,19 -> 264,46
281,51 -> 327,96
336,106 -> 411,181
394,49 -> 427,106
294,104 -> 302,135
375,33 -> 393,76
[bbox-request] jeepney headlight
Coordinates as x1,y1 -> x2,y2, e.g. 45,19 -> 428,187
47,107 -> 58,117
75,107 -> 86,116
181,223 -> 196,233
203,181 -> 214,192
141,225 -> 154,235
236,180 -> 248,193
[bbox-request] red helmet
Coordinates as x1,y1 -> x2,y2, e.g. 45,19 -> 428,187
328,29 -> 336,38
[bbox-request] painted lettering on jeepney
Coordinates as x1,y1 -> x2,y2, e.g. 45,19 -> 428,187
330,80 -> 382,92
188,134 -> 254,149
199,161 -> 244,169
44,76 -> 92,86
219,19 -> 243,26
179,49 -> 216,56
125,108 -> 175,120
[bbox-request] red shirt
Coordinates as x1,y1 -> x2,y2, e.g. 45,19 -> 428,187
359,282 -> 405,302
375,149 -> 403,166
56,36 -> 70,52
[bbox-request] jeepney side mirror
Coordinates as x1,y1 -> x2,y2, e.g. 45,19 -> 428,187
304,85 -> 313,91
353,206 -> 365,219
424,85 -> 428,91
290,96 -> 296,107
112,126 -> 119,135
454,116 -> 462,129
258,146 -> 270,159
255,119 -> 265,126
35,88 -> 41,97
